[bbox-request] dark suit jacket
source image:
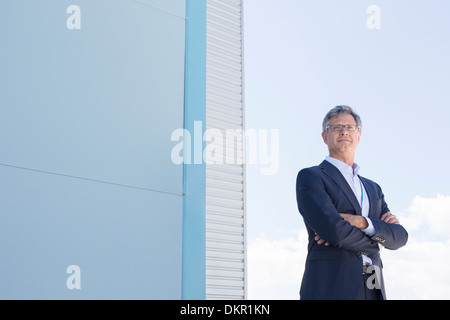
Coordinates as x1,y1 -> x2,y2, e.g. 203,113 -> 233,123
296,160 -> 408,300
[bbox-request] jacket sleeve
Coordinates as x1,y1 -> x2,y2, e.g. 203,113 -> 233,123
296,168 -> 379,255
368,185 -> 408,250
369,219 -> 408,250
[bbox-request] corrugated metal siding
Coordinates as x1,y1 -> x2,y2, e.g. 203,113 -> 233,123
205,0 -> 246,300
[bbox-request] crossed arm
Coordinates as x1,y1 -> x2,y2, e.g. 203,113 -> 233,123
315,212 -> 400,246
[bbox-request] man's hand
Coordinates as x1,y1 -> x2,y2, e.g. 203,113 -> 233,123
314,233 -> 330,246
340,213 -> 368,230
381,212 -> 400,224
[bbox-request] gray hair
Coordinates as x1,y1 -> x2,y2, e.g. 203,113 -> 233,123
322,105 -> 362,133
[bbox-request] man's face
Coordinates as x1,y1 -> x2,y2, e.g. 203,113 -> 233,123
321,114 -> 361,157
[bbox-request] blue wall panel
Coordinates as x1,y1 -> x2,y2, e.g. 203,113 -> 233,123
0,0 -> 186,299
0,167 -> 183,299
182,0 -> 207,300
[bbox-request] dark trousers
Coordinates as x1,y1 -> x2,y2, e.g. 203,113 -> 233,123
358,274 -> 383,300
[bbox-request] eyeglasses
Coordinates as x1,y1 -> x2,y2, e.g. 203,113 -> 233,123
326,124 -> 360,132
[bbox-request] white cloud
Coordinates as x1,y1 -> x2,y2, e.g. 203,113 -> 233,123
247,194 -> 450,300
383,194 -> 450,299
401,194 -> 450,239
247,230 -> 307,300
382,239 -> 450,299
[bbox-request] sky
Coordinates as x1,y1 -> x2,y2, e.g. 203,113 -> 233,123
243,0 -> 450,300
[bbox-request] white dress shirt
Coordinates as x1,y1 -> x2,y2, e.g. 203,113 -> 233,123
325,156 -> 375,265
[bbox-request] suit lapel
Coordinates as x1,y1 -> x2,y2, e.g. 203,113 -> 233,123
319,160 -> 362,215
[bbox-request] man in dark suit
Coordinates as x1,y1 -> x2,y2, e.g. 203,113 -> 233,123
296,106 -> 408,300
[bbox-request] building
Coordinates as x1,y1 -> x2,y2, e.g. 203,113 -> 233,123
0,0 -> 245,300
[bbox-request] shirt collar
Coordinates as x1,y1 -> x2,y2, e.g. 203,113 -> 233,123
325,156 -> 360,177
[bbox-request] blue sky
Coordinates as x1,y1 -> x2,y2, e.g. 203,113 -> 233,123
243,0 -> 450,299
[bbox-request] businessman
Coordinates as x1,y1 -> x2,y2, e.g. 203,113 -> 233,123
296,106 -> 408,300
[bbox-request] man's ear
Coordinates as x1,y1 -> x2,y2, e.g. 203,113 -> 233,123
321,131 -> 328,145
